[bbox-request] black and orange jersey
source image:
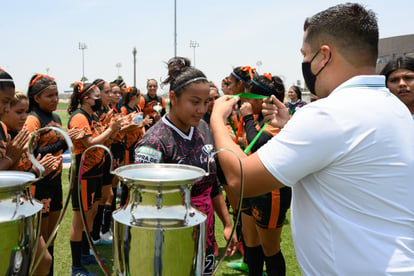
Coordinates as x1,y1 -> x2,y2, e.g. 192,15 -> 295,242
108,105 -> 125,143
142,94 -> 166,117
7,130 -> 36,176
243,114 -> 280,154
68,109 -> 105,173
24,108 -> 66,179
121,104 -> 145,150
95,105 -> 111,129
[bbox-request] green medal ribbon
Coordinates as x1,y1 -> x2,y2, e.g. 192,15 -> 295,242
232,93 -> 268,99
244,120 -> 270,154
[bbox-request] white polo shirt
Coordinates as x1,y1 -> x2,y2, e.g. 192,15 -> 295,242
258,75 -> 414,275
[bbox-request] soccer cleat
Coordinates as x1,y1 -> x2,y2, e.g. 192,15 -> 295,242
226,259 -> 249,273
100,231 -> 113,243
92,231 -> 113,246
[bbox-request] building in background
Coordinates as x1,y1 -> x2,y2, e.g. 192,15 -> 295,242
376,34 -> 414,73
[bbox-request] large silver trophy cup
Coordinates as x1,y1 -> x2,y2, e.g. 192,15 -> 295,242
0,127 -> 75,276
0,171 -> 42,276
112,163 -> 208,276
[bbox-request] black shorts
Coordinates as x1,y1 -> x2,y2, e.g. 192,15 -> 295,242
71,163 -> 103,211
111,142 -> 125,168
125,147 -> 135,165
242,187 -> 292,229
31,174 -> 63,217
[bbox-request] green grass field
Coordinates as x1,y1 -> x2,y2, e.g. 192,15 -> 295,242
53,104 -> 301,275
53,168 -> 300,275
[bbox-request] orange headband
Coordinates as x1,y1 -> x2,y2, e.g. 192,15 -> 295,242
74,81 -> 84,93
263,73 -> 272,81
29,74 -> 55,87
75,82 -> 95,98
241,66 -> 256,79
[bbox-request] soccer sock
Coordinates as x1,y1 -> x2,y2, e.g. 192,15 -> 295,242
101,204 -> 113,234
81,231 -> 90,255
47,246 -> 54,276
245,245 -> 264,276
91,205 -> 104,240
70,240 -> 82,268
264,250 -> 286,276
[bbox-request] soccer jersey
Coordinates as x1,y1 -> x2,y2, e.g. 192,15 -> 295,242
121,104 -> 145,150
141,94 -> 165,117
95,105 -> 111,128
135,116 -> 220,273
242,113 -> 290,229
68,109 -> 105,173
25,108 -> 65,180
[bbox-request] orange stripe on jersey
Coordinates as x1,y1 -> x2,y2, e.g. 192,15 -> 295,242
81,179 -> 88,211
125,150 -> 130,164
138,96 -> 145,110
268,189 -> 281,229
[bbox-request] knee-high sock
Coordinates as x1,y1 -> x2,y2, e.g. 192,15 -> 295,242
91,205 -> 104,240
245,245 -> 264,276
81,231 -> 90,255
70,241 -> 82,267
264,250 -> 286,276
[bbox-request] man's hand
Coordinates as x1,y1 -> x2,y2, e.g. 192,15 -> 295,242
211,95 -> 240,124
262,95 -> 289,129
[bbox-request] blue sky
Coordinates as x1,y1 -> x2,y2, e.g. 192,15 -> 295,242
2,0 -> 413,94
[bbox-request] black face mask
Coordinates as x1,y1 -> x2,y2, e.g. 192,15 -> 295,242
302,49 -> 331,95
91,98 -> 102,112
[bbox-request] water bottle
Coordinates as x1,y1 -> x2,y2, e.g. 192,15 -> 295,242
134,114 -> 144,124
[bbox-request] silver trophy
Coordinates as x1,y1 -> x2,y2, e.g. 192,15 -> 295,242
0,126 -> 75,276
0,171 -> 42,276
112,163 -> 207,276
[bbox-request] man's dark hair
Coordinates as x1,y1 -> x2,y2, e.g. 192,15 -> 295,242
304,3 -> 378,67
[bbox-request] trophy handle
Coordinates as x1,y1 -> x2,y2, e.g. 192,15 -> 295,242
29,126 -> 76,275
78,144 -> 114,276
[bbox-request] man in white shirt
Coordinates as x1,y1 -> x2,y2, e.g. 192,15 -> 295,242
210,3 -> 414,275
